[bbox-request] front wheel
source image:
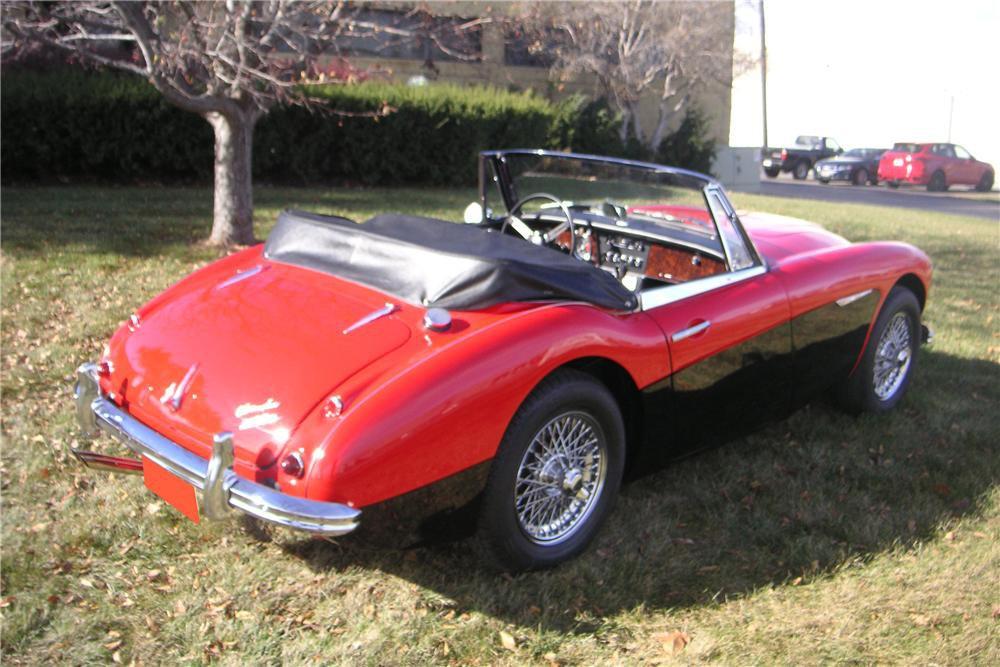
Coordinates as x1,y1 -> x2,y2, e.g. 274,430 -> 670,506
834,287 -> 921,414
477,370 -> 625,571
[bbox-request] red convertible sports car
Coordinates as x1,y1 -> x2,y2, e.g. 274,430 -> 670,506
72,151 -> 933,570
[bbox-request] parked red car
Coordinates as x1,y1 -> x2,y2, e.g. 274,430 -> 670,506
878,142 -> 994,191
71,151 -> 933,571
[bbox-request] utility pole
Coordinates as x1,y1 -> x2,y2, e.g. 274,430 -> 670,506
947,95 -> 954,142
759,0 -> 768,150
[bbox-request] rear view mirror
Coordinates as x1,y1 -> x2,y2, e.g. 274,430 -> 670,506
463,202 -> 484,224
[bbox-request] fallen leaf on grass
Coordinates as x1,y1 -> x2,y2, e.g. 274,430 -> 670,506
653,631 -> 691,655
499,630 -> 517,651
992,605 -> 1000,619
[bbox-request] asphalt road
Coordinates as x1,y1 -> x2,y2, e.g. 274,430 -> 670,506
746,176 -> 999,220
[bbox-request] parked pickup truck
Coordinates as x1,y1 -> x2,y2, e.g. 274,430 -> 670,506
762,136 -> 843,180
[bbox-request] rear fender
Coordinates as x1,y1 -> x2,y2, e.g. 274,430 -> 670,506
304,303 -> 669,507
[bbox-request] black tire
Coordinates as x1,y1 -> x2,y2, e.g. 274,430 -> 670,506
834,287 -> 921,414
975,170 -> 994,192
817,178 -> 830,184
887,181 -> 900,189
927,170 -> 947,192
764,167 -> 780,178
869,173 -> 879,186
476,369 -> 625,571
793,161 -> 810,180
852,168 -> 869,186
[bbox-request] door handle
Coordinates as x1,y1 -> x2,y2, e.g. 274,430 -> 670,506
671,320 -> 711,342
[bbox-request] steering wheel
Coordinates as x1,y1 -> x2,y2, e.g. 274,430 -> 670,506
501,192 -> 578,256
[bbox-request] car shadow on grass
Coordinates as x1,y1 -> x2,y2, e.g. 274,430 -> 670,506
272,350 -> 999,634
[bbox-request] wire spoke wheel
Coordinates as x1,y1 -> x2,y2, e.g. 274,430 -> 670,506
873,311 -> 913,400
513,411 -> 607,545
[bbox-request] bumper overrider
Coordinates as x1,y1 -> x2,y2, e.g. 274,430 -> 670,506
71,363 -> 360,536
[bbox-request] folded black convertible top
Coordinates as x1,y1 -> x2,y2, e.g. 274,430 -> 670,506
264,210 -> 636,311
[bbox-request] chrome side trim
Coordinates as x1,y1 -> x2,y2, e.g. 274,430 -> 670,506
343,302 -> 397,335
73,365 -> 360,536
835,289 -> 874,307
671,320 -> 711,342
639,265 -> 767,311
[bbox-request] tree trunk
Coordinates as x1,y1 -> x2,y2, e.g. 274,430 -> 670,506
206,110 -> 258,246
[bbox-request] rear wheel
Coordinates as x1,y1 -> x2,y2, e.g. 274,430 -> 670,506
793,161 -> 810,180
834,287 -> 921,414
887,181 -> 900,189
477,370 -> 625,571
817,178 -> 830,184
975,170 -> 994,192
928,170 -> 947,192
852,168 -> 869,186
764,167 -> 780,178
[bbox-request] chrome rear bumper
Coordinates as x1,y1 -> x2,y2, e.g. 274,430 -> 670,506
72,363 -> 360,536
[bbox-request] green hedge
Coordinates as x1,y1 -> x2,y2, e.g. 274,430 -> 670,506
1,70 -> 213,182
1,70 -> 553,186
1,69 -> 715,186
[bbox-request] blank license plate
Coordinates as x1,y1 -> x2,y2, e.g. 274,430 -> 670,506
143,456 -> 200,523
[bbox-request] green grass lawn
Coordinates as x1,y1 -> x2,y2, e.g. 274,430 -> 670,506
2,185 -> 997,665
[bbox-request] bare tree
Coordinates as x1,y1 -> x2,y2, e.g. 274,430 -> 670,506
516,0 -> 746,152
3,1 -> 481,245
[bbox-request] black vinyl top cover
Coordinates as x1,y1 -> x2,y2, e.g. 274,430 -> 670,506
264,210 -> 637,311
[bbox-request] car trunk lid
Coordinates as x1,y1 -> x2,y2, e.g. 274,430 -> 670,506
109,260 -> 411,469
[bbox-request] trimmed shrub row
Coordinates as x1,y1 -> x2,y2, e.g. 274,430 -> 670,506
1,69 -> 714,186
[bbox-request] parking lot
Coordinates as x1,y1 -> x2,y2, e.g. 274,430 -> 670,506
753,174 -> 999,220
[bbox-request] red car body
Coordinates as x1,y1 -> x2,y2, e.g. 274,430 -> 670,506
72,151 -> 932,568
878,142 -> 994,191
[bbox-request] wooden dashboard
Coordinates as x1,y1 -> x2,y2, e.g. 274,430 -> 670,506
644,244 -> 725,283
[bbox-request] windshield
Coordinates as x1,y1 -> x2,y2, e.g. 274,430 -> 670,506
498,152 -> 713,231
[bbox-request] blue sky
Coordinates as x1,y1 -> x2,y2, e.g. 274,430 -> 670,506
730,0 -> 999,171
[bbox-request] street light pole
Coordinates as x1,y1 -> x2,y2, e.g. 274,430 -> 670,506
947,95 -> 954,143
759,0 -> 768,151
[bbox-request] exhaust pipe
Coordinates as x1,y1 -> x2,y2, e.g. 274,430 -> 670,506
71,449 -> 143,474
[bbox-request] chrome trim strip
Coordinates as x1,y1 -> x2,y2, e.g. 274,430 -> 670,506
343,302 -> 397,335
639,265 -> 767,311
73,365 -> 360,536
216,264 -> 265,290
835,289 -> 874,307
168,363 -> 198,411
671,320 -> 711,342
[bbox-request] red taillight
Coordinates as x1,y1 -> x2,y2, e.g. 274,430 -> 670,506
780,149 -> 788,160
281,452 -> 304,478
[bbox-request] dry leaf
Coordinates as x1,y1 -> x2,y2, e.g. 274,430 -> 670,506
499,630 -> 517,651
654,631 -> 691,655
